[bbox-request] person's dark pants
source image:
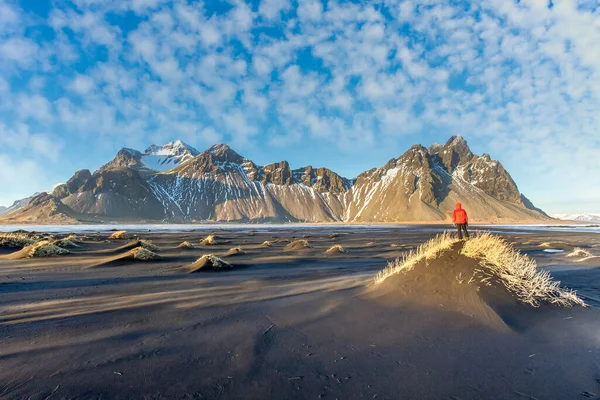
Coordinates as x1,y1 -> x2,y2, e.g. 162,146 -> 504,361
456,224 -> 469,240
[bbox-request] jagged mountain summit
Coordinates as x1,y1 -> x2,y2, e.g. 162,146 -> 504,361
1,136 -> 550,224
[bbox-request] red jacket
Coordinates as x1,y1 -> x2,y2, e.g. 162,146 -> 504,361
453,203 -> 468,224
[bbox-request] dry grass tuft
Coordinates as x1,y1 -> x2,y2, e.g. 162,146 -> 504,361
461,232 -> 584,307
131,247 -> 161,261
109,231 -> 129,240
260,241 -> 271,247
140,240 -> 160,252
200,234 -> 218,246
0,233 -> 36,248
325,244 -> 347,254
176,241 -> 195,249
375,232 -> 457,284
285,239 -> 311,251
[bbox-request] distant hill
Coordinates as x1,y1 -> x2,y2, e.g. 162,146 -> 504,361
1,137 -> 550,224
553,214 -> 600,223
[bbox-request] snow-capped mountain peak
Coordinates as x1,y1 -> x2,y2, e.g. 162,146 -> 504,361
145,140 -> 199,157
141,141 -> 200,172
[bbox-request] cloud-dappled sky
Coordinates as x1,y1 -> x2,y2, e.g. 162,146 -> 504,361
0,0 -> 599,214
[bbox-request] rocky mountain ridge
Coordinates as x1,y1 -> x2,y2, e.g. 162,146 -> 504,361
1,136 -> 550,224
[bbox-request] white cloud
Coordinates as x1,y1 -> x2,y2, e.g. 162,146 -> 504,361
70,74 -> 95,94
17,94 -> 53,122
0,37 -> 38,67
297,0 -> 323,22
0,0 -> 21,34
259,0 -> 291,20
0,123 -> 63,161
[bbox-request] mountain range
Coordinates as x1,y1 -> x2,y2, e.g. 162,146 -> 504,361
0,136 -> 550,224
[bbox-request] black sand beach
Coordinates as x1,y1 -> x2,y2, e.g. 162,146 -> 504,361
0,225 -> 599,399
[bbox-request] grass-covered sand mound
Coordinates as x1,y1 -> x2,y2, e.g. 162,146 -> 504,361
53,238 -> 80,248
182,255 -> 232,273
139,240 -> 160,252
176,241 -> 195,249
90,246 -> 161,267
285,240 -> 311,251
200,234 -> 218,246
224,247 -> 245,257
374,232 -> 583,312
566,247 -> 598,262
0,233 -> 36,249
461,233 -> 583,307
109,230 -> 129,240
7,240 -> 70,259
325,244 -> 347,254
102,239 -> 160,254
130,247 -> 161,261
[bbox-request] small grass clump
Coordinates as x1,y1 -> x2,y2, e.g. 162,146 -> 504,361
462,232 -> 584,307
260,241 -> 271,247
131,247 -> 161,261
177,241 -> 195,249
140,240 -> 160,252
0,233 -> 36,248
109,231 -> 129,240
325,244 -> 347,254
375,232 -> 457,284
200,234 -> 218,246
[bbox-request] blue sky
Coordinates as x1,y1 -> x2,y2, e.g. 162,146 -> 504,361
0,0 -> 599,214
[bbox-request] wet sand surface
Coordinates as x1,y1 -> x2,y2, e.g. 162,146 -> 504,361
0,225 -> 599,399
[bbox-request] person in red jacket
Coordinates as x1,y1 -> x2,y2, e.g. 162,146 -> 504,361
452,202 -> 469,240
